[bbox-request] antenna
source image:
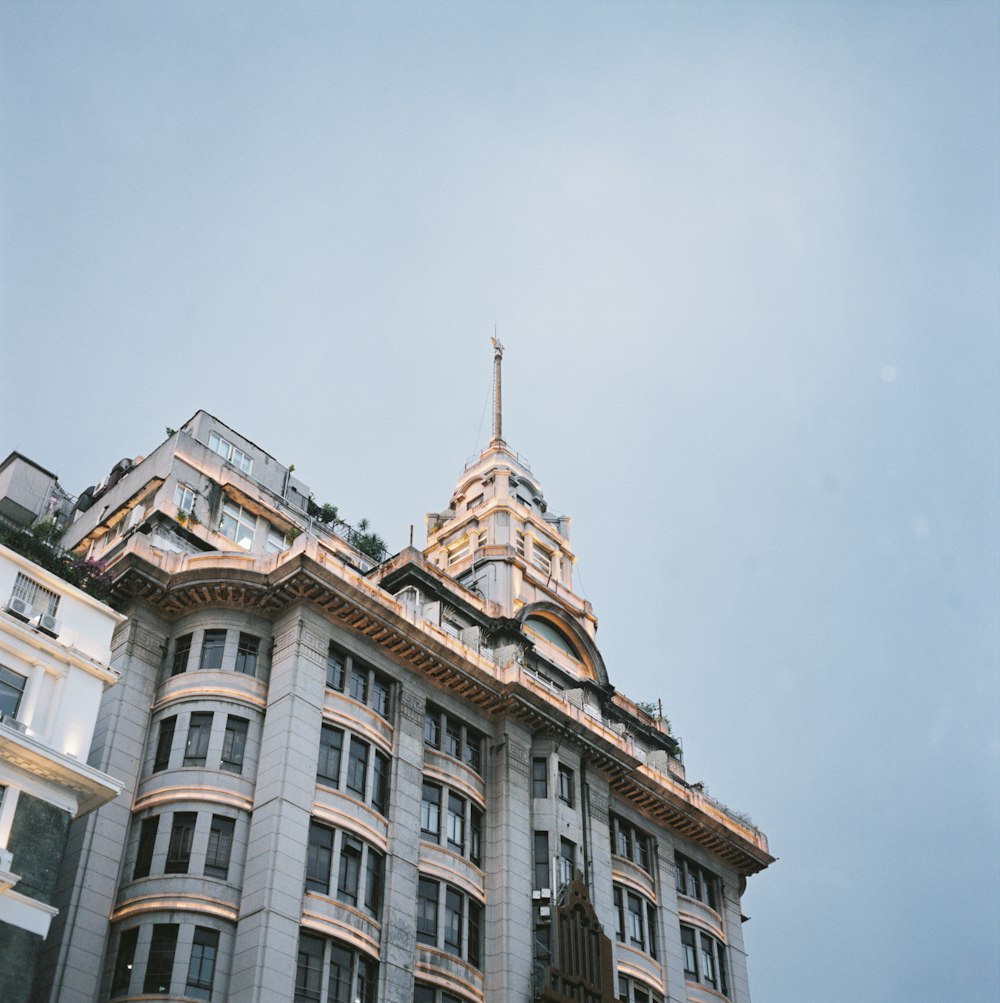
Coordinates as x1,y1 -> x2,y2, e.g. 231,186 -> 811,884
490,330 -> 505,445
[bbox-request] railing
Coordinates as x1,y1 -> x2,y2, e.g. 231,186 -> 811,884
463,445 -> 533,472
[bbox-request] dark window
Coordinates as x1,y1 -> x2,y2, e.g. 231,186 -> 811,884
675,854 -> 719,910
372,750 -> 390,815
468,898 -> 483,969
364,848 -> 384,916
372,678 -> 390,718
170,634 -> 192,676
557,762 -> 575,806
423,711 -> 440,749
346,737 -> 368,797
185,927 -> 220,1000
184,712 -> 213,766
532,757 -> 548,798
470,804 -> 483,866
317,725 -> 343,786
326,643 -> 346,691
681,925 -> 697,979
446,792 -> 466,853
618,975 -> 664,1003
143,923 -> 179,994
421,782 -> 441,837
294,932 -> 324,1003
559,837 -> 576,886
337,835 -> 362,906
133,816 -> 159,879
205,815 -> 235,879
445,719 -> 462,759
306,821 -> 335,894
349,667 -> 368,704
534,831 -> 549,889
0,665 -> 26,718
416,878 -> 438,944
153,716 -> 176,772
647,901 -> 659,959
111,927 -> 139,995
221,716 -> 249,773
444,886 -> 464,954
329,943 -> 352,1003
426,705 -> 484,775
235,633 -> 259,675
627,891 -> 644,948
611,815 -> 655,874
165,812 -> 196,874
464,727 -> 483,773
199,629 -> 226,669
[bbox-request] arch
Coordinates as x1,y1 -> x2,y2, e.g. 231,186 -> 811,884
518,601 -> 609,686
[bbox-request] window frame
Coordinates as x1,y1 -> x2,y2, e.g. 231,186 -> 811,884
234,633 -> 260,675
143,923 -> 179,994
220,715 -> 249,774
185,926 -> 220,1000
183,712 -> 214,767
204,815 -> 236,880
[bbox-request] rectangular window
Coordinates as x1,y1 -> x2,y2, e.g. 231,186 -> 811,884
559,837 -> 576,886
306,822 -> 334,894
614,886 -> 625,942
468,898 -> 483,969
364,848 -> 384,916
346,737 -> 368,797
533,831 -> 549,889
12,572 -> 59,616
133,816 -> 159,879
185,927 -> 220,1000
371,678 -> 390,719
221,716 -> 249,773
421,782 -> 441,838
532,543 -> 553,575
329,943 -> 351,1003
627,892 -> 644,948
0,665 -> 27,719
531,757 -> 548,798
205,815 -> 235,879
265,524 -> 287,553
445,719 -> 462,759
611,814 -> 654,874
165,812 -> 196,874
219,499 -> 256,550
446,792 -> 466,853
424,711 -> 441,749
701,932 -> 717,988
681,925 -> 698,979
464,729 -> 482,773
337,835 -> 362,906
199,629 -> 226,669
372,750 -> 390,815
111,927 -> 139,995
326,644 -> 346,691
153,716 -> 176,772
209,431 -> 253,474
515,531 -> 526,557
317,725 -> 343,786
469,804 -> 483,867
143,923 -> 179,994
349,667 -> 368,704
647,901 -> 659,960
170,634 -> 192,676
294,932 -> 323,1003
676,854 -> 719,909
557,762 -> 575,806
416,878 -> 438,945
234,633 -> 259,675
444,886 -> 464,954
184,712 -> 213,766
174,483 -> 196,513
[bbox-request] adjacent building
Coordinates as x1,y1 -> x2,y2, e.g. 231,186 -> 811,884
29,347 -> 773,1002
0,459 -> 124,1003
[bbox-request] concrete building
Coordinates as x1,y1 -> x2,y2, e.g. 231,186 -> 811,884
0,469 -> 124,1003
35,346 -> 772,1002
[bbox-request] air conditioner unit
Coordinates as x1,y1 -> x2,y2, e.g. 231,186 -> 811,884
539,905 -> 551,919
5,596 -> 34,621
0,714 -> 26,733
33,612 -> 61,638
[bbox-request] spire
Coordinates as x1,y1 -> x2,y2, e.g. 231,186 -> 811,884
491,334 -> 504,445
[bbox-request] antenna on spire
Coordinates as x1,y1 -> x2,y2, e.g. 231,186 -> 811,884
490,330 -> 505,445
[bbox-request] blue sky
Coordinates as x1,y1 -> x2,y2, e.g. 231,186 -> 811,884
2,3 -> 998,1001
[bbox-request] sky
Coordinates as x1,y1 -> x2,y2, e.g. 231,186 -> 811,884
2,2 -> 998,1001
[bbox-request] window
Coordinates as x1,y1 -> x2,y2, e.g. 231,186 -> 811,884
679,924 -> 729,995
337,834 -> 362,906
414,986 -> 467,1003
199,629 -> 226,669
153,716 -> 176,772
219,499 -> 256,550
185,927 -> 220,1000
294,931 -> 377,1003
346,737 -> 368,797
326,644 -> 346,691
234,633 -> 259,675
221,716 -> 249,773
364,846 -> 384,916
317,725 -> 344,786
610,814 -> 654,874
559,838 -> 576,886
205,815 -> 235,879
327,643 -> 393,719
133,816 -> 159,879
112,927 -> 139,995
165,812 -> 196,874
420,778 -> 483,864
265,524 -> 287,554
144,923 -> 179,994
557,763 -> 575,806
614,885 -> 658,959
12,572 -> 59,617
306,821 -> 384,919
306,821 -> 335,894
184,713 -> 213,766
170,634 -> 192,676
675,853 -> 720,910
349,666 -> 369,704
532,543 -> 553,575
174,483 -> 196,514
0,665 -> 27,718
372,750 -> 390,815
618,975 -> 663,1003
424,705 -> 484,775
515,530 -> 526,557
209,431 -> 252,474
534,831 -> 549,889
415,877 -> 484,969
532,757 -> 548,798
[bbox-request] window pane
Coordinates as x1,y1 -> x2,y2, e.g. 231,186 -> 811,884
337,835 -> 362,906
165,813 -> 196,874
185,927 -> 219,1000
153,716 -> 176,772
294,932 -> 324,1003
417,878 -> 438,944
235,633 -> 259,675
306,822 -> 334,894
221,716 -> 249,773
111,927 -> 139,995
205,816 -> 235,879
346,737 -> 368,797
134,816 -> 159,879
143,924 -> 179,994
317,725 -> 343,786
200,630 -> 226,669
170,634 -> 192,676
326,645 -> 346,690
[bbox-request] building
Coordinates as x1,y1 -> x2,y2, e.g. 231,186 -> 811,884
34,346 -> 773,1002
0,460 -> 124,1003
